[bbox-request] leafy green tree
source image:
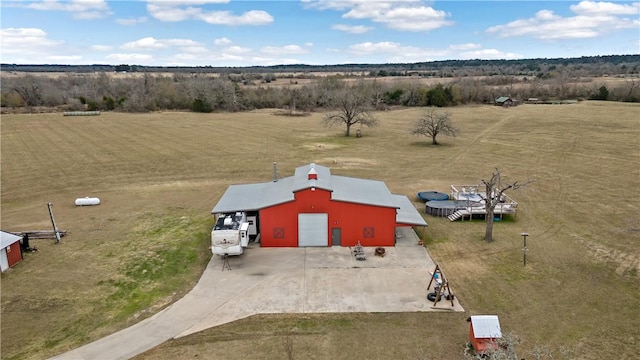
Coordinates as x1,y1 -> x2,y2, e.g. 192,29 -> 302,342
384,88 -> 404,105
192,98 -> 212,113
427,84 -> 455,107
590,85 -> 609,100
103,96 -> 115,110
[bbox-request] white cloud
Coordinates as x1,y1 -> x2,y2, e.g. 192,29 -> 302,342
146,3 -> 200,22
122,37 -> 167,50
25,0 -> 112,19
570,0 -> 640,15
179,46 -> 209,54
90,45 -> 113,51
217,53 -> 245,62
164,39 -> 202,47
346,40 -> 521,62
331,24 -> 373,34
305,1 -> 451,32
261,45 -> 310,55
198,10 -> 273,25
349,41 -> 403,54
146,0 -> 230,6
249,56 -> 302,66
0,27 -> 100,64
351,5 -> 452,32
121,37 -> 203,51
48,55 -> 83,61
116,17 -> 148,26
214,37 -> 232,45
0,28 -> 62,55
486,1 -> 640,40
448,43 -> 482,51
348,41 -> 443,62
458,49 -> 522,60
303,0 -> 420,12
223,45 -> 252,55
146,0 -> 273,25
105,53 -> 154,61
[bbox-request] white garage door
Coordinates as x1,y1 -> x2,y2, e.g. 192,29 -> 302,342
298,213 -> 328,247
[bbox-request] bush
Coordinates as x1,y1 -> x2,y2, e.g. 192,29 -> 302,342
192,98 -> 213,113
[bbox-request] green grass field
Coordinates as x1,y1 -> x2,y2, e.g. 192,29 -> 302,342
1,102 -> 639,359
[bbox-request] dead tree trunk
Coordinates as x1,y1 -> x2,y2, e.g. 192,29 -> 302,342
482,169 -> 530,242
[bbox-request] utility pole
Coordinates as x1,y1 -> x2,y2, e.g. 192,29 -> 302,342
520,232 -> 529,266
48,202 -> 61,244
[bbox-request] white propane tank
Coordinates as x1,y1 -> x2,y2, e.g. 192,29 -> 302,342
75,197 -> 101,206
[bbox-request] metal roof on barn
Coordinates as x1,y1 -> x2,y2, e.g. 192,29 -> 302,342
470,315 -> 502,339
212,163 -> 427,226
393,195 -> 428,226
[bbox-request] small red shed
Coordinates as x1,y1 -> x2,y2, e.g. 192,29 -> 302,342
467,315 -> 502,355
1,231 -> 24,272
212,163 -> 427,247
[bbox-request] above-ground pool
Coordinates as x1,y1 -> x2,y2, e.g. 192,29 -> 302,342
417,191 -> 449,202
425,200 -> 483,217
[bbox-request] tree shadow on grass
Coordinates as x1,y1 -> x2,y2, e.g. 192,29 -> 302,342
408,141 -> 456,148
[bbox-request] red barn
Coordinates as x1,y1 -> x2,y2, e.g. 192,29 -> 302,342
1,231 -> 23,272
468,315 -> 502,355
212,163 -> 427,247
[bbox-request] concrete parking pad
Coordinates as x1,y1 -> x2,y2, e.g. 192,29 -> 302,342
51,227 -> 463,360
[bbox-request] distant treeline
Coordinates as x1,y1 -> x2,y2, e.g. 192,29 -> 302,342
2,55 -> 639,113
2,54 -> 639,76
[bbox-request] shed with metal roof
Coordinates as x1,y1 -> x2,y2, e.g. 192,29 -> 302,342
212,163 -> 427,247
495,96 -> 514,107
1,231 -> 23,272
467,315 -> 502,355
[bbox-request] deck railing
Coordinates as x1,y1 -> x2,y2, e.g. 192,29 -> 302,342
450,184 -> 518,210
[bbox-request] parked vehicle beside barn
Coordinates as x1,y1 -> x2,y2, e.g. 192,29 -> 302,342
211,163 -> 427,249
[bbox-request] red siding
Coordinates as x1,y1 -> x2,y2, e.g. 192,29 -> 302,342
6,241 -> 23,268
260,188 -> 397,247
469,324 -> 498,354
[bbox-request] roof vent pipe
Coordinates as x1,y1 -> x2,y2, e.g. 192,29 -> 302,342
273,162 -> 278,182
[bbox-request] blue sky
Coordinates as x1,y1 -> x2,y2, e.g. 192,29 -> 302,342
1,0 -> 639,66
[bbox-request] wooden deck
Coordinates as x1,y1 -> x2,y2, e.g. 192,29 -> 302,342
445,185 -> 518,221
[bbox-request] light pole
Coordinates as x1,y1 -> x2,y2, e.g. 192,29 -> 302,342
520,232 -> 529,266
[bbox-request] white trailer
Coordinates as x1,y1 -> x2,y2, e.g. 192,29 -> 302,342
211,212 -> 250,256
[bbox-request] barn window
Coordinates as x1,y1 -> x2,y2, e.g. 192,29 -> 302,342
273,227 -> 285,239
363,227 -> 375,238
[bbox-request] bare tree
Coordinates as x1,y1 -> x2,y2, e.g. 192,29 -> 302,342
411,108 -> 459,145
482,169 -> 531,242
8,75 -> 43,107
624,77 -> 639,101
463,332 -> 572,360
322,89 -> 378,137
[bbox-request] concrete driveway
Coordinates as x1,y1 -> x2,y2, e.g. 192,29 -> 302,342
51,227 -> 464,360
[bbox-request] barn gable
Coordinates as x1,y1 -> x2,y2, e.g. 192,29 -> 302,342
211,163 -> 427,248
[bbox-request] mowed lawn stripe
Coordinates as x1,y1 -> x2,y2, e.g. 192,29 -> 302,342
1,102 -> 639,360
